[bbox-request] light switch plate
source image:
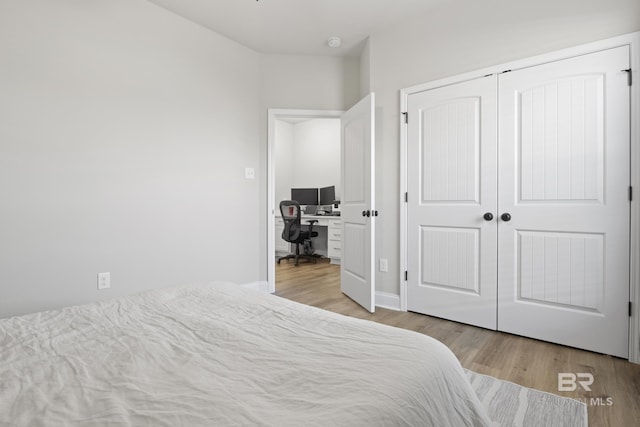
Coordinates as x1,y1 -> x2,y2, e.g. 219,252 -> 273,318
97,272 -> 111,290
245,167 -> 255,180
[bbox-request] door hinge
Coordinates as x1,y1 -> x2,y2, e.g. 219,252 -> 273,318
404,271 -> 408,281
405,192 -> 408,203
630,301 -> 633,317
402,112 -> 408,124
623,68 -> 632,86
629,186 -> 633,201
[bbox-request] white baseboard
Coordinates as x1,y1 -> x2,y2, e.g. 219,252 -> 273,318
240,281 -> 270,293
376,291 -> 401,311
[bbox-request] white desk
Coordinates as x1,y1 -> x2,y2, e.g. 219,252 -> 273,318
275,215 -> 342,264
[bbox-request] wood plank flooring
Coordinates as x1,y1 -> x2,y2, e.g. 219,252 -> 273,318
274,259 -> 640,427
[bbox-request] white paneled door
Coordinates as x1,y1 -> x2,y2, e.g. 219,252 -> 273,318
407,76 -> 498,329
341,93 -> 376,312
498,46 -> 630,358
407,46 -> 630,357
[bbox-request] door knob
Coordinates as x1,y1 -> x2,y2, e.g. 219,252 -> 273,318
501,213 -> 512,222
483,212 -> 494,221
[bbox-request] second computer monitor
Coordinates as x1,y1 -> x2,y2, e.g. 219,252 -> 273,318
319,185 -> 335,206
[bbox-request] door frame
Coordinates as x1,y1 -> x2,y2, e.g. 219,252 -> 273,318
267,109 -> 343,294
399,32 -> 640,363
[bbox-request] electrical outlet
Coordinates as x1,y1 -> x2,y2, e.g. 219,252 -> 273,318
97,272 -> 111,290
245,167 -> 255,180
379,258 -> 388,272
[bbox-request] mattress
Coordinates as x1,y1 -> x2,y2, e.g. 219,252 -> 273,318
0,283 -> 492,426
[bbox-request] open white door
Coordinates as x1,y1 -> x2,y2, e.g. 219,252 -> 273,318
340,93 -> 375,312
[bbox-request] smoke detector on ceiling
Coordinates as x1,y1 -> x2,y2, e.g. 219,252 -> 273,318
327,37 -> 342,48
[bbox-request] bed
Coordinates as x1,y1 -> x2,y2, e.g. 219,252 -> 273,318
0,282 -> 492,426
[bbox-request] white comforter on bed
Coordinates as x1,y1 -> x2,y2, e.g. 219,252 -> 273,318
0,283 -> 492,426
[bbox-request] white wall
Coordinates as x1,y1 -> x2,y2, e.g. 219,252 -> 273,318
359,38 -> 371,97
0,0 -> 361,317
292,119 -> 341,196
260,54 -> 360,111
0,0 -> 262,317
274,118 -> 341,205
367,0 -> 640,295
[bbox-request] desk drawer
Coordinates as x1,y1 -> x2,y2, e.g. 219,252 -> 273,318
328,228 -> 342,240
328,219 -> 342,259
328,220 -> 342,238
328,243 -> 341,258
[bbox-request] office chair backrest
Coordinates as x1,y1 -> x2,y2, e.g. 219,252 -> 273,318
280,200 -> 302,242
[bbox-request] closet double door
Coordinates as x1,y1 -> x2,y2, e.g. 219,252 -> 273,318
406,46 -> 630,358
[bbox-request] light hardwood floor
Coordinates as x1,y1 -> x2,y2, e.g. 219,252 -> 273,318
275,259 -> 640,427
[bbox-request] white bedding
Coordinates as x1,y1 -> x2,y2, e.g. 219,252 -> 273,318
0,283 -> 492,426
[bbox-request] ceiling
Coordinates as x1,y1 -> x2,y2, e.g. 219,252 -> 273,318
147,0 -> 445,56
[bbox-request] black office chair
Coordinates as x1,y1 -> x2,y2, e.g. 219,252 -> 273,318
277,200 -> 320,266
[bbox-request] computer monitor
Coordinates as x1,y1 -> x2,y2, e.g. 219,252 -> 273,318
291,188 -> 318,206
319,185 -> 335,206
